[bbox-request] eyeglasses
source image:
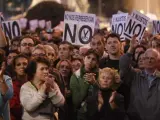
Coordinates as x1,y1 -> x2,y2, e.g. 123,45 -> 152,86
21,43 -> 34,47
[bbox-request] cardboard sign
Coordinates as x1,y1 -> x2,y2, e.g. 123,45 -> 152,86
124,10 -> 150,41
19,18 -> 28,29
2,20 -> 21,40
152,20 -> 160,35
111,13 -> 128,40
38,20 -> 46,29
63,11 -> 96,45
29,19 -> 38,32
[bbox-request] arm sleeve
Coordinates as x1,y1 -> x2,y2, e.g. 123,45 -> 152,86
2,75 -> 13,102
70,74 -> 89,109
119,53 -> 136,87
48,82 -> 65,107
20,84 -> 46,112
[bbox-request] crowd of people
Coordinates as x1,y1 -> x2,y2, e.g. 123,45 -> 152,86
0,15 -> 160,120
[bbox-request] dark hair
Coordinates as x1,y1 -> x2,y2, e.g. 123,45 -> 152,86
91,32 -> 105,45
133,45 -> 146,61
11,37 -> 21,45
136,51 -> 145,68
8,50 -> 20,55
59,41 -> 73,51
12,54 -> 29,69
25,56 -> 50,79
20,35 -> 35,45
105,33 -> 121,42
85,48 -> 100,62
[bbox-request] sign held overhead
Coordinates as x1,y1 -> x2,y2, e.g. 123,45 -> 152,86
111,13 -> 128,40
124,10 -> 150,41
2,20 -> 21,40
63,11 -> 96,45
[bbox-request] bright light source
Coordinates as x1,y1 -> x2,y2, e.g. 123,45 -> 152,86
140,10 -> 144,14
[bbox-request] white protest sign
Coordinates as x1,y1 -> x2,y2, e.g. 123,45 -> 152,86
19,18 -> 28,29
29,19 -> 38,32
124,10 -> 150,41
152,20 -> 160,35
63,11 -> 96,45
2,20 -> 21,40
39,20 -> 46,29
46,21 -> 52,30
111,13 -> 128,40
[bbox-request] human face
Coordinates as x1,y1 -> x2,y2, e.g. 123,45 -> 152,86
20,38 -> 34,54
90,35 -> 104,57
11,41 -> 19,51
134,47 -> 145,61
143,50 -> 158,69
72,49 -> 81,59
15,57 -> 28,76
152,41 -> 160,52
32,49 -> 46,57
138,53 -> 145,69
58,61 -> 71,78
7,53 -> 18,65
45,46 -> 56,62
84,53 -> 97,72
71,60 -> 82,72
58,44 -> 71,60
99,72 -> 113,89
105,37 -> 121,56
34,63 -> 49,81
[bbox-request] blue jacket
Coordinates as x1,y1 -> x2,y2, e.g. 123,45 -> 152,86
0,75 -> 13,120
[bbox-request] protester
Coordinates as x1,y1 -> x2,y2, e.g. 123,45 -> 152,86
99,33 -> 122,70
86,67 -> 125,120
19,35 -> 35,57
20,56 -> 65,120
71,58 -> 82,73
10,54 -> 29,120
90,32 -> 105,58
0,49 -> 13,120
70,48 -> 100,120
119,35 -> 160,120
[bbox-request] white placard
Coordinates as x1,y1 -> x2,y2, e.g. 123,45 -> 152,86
124,10 -> 150,41
111,13 -> 128,40
39,20 -> 46,29
152,20 -> 160,35
63,11 -> 96,45
19,18 -> 28,29
2,20 -> 21,40
29,19 -> 38,32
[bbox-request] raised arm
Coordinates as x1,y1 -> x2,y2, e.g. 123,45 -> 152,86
0,27 -> 7,47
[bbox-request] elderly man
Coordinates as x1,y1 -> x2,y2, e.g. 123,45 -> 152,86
0,49 -> 13,120
119,36 -> 160,120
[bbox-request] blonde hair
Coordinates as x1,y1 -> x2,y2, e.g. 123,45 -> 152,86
32,44 -> 46,54
99,67 -> 121,89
